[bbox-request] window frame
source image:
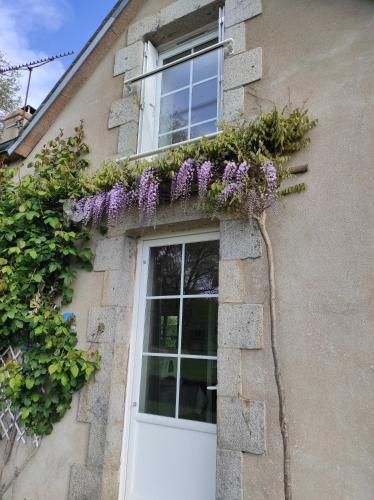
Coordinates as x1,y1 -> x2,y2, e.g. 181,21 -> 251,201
138,21 -> 224,154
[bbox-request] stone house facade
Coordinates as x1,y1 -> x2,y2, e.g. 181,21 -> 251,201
1,0 -> 373,499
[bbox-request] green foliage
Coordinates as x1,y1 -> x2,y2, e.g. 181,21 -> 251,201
0,124 -> 99,436
0,51 -> 21,119
82,106 -> 316,217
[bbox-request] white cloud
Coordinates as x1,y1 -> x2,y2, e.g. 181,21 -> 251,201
0,0 -> 72,108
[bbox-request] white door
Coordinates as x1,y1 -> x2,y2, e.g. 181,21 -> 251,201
124,232 -> 219,500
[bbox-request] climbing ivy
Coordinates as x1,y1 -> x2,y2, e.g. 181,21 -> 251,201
0,124 -> 99,436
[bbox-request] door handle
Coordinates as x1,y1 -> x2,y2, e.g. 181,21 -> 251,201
207,385 -> 217,391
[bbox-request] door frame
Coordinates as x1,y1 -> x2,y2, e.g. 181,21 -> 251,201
118,227 -> 220,500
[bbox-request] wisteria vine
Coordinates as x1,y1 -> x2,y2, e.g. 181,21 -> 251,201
71,158 -> 279,225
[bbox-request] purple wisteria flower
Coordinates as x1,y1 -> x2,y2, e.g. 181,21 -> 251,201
171,158 -> 195,202
83,196 -> 94,224
196,161 -> 213,199
218,182 -> 241,205
261,161 -> 277,191
92,191 -> 108,224
138,169 -> 159,219
108,183 -> 130,224
222,161 -> 238,183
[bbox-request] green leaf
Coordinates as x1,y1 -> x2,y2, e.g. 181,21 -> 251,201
33,274 -> 43,283
48,364 -> 59,375
29,249 -> 38,259
70,365 -> 79,378
25,377 -> 35,390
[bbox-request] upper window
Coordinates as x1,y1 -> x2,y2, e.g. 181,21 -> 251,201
138,25 -> 222,154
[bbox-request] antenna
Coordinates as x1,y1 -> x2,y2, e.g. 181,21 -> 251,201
0,51 -> 74,109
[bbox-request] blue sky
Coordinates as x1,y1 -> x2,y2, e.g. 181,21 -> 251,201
0,0 -> 118,108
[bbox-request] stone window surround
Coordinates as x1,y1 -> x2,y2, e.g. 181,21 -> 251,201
68,202 -> 267,500
109,0 -> 263,157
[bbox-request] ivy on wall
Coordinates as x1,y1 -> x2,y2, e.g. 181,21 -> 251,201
0,124 -> 99,437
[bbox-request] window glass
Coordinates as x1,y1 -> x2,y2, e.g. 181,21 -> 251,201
147,245 -> 182,296
157,33 -> 220,149
159,89 -> 189,134
190,120 -> 217,139
139,356 -> 177,417
192,49 -> 218,84
143,299 -> 180,353
191,78 -> 218,124
184,240 -> 219,294
140,238 -> 219,422
181,298 -> 218,356
162,51 -> 191,94
179,359 -> 217,423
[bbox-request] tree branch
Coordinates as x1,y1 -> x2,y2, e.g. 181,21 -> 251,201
255,212 -> 292,500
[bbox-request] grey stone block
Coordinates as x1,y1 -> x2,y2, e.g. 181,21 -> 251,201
69,464 -> 101,500
216,449 -> 243,500
220,219 -> 262,260
218,303 -> 263,349
218,397 -> 265,454
223,87 -> 245,122
113,41 -> 143,76
77,382 -> 110,424
128,0 -> 218,44
217,348 -> 241,397
108,95 -> 140,129
219,260 -> 247,304
112,342 -> 130,384
87,423 -> 107,468
225,22 -> 246,55
102,270 -> 134,307
87,306 -> 119,343
224,48 -> 262,91
94,343 -> 114,383
117,121 -> 138,157
225,0 -> 262,28
106,382 -> 127,426
94,236 -> 135,272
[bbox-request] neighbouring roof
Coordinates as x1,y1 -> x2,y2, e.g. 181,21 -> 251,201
4,0 -> 131,160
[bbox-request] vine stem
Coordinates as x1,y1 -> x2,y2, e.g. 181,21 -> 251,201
255,211 -> 292,500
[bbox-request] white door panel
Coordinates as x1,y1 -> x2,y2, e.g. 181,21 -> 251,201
124,233 -> 220,500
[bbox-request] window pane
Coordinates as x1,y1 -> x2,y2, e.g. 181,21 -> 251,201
139,356 -> 177,417
161,51 -> 191,94
181,298 -> 218,356
160,89 -> 189,134
190,120 -> 217,139
191,78 -> 217,124
147,245 -> 182,296
158,129 -> 188,147
184,240 -> 219,295
143,299 -> 180,353
179,359 -> 217,423
192,49 -> 218,84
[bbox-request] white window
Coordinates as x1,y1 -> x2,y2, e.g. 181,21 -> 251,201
138,22 -> 223,154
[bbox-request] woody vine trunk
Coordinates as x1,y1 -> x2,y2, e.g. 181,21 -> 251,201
256,212 -> 292,500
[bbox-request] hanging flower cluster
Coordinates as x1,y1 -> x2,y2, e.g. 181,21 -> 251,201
71,168 -> 162,224
71,158 -> 280,225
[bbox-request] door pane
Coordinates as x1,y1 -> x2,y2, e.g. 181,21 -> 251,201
143,299 -> 180,353
139,356 -> 177,417
181,298 -> 218,356
191,78 -> 217,124
179,359 -> 217,423
148,245 -> 182,296
184,240 -> 219,295
160,89 -> 189,134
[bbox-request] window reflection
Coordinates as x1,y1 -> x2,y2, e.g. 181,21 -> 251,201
184,240 -> 219,295
143,299 -> 180,353
147,245 -> 182,296
182,298 -> 218,356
